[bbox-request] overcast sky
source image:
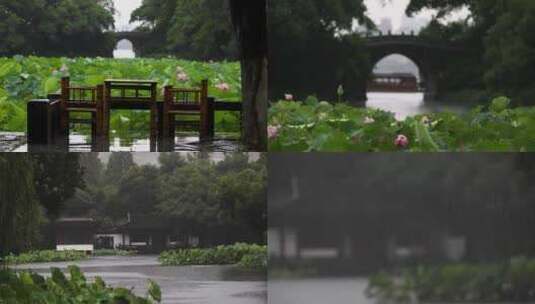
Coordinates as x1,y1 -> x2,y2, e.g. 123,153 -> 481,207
114,0 -> 142,31
113,0 -> 469,32
363,0 -> 469,32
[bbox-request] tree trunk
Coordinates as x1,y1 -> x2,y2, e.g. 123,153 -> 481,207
229,0 -> 268,151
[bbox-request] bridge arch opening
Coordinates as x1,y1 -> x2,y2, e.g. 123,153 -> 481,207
113,39 -> 136,59
368,54 -> 422,93
366,53 -> 427,120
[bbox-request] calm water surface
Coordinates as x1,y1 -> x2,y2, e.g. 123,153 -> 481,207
14,133 -> 243,152
15,256 -> 266,304
269,278 -> 372,304
270,277 -> 522,304
366,92 -> 470,120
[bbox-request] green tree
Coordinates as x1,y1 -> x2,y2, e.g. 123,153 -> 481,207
116,165 -> 161,215
105,153 -> 135,184
157,158 -> 218,224
80,154 -> 104,187
483,0 -> 535,103
132,0 -> 236,60
407,0 -> 535,103
268,0 -> 373,98
0,0 -> 116,56
0,155 -> 42,255
158,153 -> 187,175
31,154 -> 84,220
216,161 -> 267,242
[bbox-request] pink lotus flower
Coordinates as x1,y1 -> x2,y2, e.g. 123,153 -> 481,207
215,83 -> 231,92
268,125 -> 281,139
177,72 -> 189,82
284,94 -> 294,101
395,135 -> 410,148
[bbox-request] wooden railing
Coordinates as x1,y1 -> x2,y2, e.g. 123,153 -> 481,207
27,93 -> 242,152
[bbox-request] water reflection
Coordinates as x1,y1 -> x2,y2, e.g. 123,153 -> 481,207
16,133 -> 243,152
366,92 -> 469,120
113,49 -> 136,59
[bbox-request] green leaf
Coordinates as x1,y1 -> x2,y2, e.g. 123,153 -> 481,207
489,96 -> 511,114
414,121 -> 440,152
43,77 -> 59,95
148,279 -> 162,302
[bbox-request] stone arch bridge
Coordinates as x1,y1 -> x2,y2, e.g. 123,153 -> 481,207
357,34 -> 466,101
112,31 -> 151,56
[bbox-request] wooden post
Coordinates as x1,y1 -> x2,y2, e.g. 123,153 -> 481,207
207,97 -> 215,138
156,101 -> 165,152
199,79 -> 209,141
150,83 -> 158,152
95,85 -> 105,151
162,86 -> 172,151
60,77 -> 70,137
27,99 -> 53,150
47,93 -> 63,145
102,81 -> 111,152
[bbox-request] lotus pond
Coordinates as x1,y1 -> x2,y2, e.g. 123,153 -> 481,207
268,96 -> 535,152
0,56 -> 242,140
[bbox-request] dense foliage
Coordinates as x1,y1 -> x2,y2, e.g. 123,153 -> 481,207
0,154 -> 83,255
159,243 -> 266,270
0,56 -> 241,135
367,257 -> 535,302
93,249 -> 137,257
0,266 -> 161,303
75,153 -> 267,247
133,0 -> 373,100
4,251 -> 87,265
3,249 -> 136,265
0,155 -> 42,256
131,0 -> 237,60
0,0 -> 115,57
268,0 -> 373,101
268,97 -> 535,152
409,0 -> 535,103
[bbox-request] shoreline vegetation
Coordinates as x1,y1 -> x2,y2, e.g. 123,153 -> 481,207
269,96 -> 535,152
2,250 -> 137,265
2,244 -> 266,271
159,243 -> 267,271
366,257 -> 535,303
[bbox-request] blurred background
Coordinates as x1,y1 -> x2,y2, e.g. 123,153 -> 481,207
268,153 -> 535,303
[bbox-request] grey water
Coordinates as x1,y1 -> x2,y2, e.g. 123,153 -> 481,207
269,278 -> 372,304
13,133 -> 243,152
366,92 -> 470,120
15,255 -> 266,304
